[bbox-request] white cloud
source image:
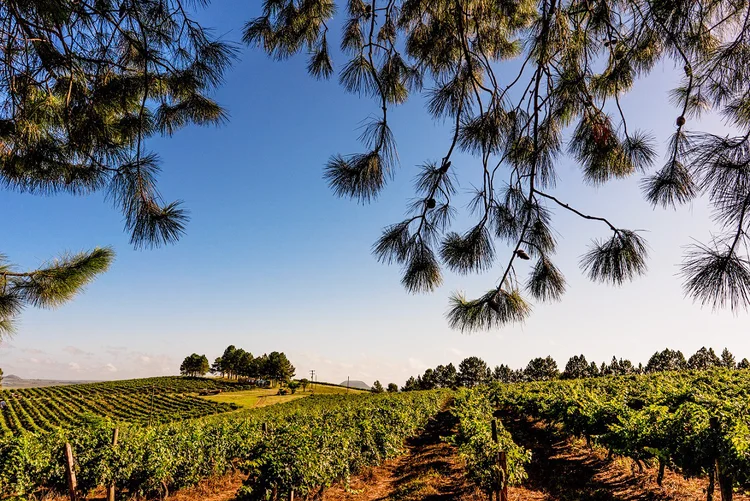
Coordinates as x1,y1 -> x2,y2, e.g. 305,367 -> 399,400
105,363 -> 118,372
68,362 -> 81,372
63,346 -> 93,357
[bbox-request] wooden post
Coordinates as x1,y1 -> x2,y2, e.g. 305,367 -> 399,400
290,489 -> 295,501
64,443 -> 77,501
262,422 -> 268,434
491,420 -> 508,501
491,420 -> 499,501
107,428 -> 119,501
499,450 -> 508,501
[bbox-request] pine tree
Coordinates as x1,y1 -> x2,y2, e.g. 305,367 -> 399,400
246,0 -> 750,328
688,347 -> 721,370
0,1 -> 233,334
562,354 -> 589,379
371,380 -> 385,393
524,356 -> 559,381
721,348 -> 736,369
457,356 -> 491,387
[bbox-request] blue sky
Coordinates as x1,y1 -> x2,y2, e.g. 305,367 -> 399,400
0,2 -> 747,386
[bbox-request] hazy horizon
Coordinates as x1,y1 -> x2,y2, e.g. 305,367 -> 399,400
2,1 -> 748,387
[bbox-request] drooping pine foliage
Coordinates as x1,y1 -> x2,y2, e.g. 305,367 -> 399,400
0,1 -> 233,334
245,0 -> 750,329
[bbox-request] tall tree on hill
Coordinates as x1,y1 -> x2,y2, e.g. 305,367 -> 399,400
210,357 -> 226,377
688,347 -> 722,370
387,383 -> 399,393
180,354 -> 210,377
0,1 -> 233,334
245,1 -> 750,328
458,356 -> 491,388
267,352 -> 295,384
371,380 -> 384,393
721,348 -> 736,369
646,349 -> 688,373
738,358 -> 750,370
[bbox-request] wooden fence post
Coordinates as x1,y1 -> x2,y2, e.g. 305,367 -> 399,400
64,443 -> 77,501
499,450 -> 508,501
491,420 -> 508,501
107,428 -> 119,501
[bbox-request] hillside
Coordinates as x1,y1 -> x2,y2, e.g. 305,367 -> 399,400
339,379 -> 371,391
1,374 -> 101,389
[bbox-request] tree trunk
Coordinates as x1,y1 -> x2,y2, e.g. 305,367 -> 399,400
718,469 -> 733,501
707,467 -> 715,501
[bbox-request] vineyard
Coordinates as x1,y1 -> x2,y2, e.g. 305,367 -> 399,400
0,377 -> 250,435
4,370 -> 750,501
465,368 -> 750,500
0,390 -> 446,500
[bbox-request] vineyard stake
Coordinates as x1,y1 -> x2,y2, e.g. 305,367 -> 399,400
107,428 -> 119,501
491,420 -> 508,501
64,443 -> 77,501
499,451 -> 508,501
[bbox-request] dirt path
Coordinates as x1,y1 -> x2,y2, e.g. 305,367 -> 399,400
322,410 -> 482,501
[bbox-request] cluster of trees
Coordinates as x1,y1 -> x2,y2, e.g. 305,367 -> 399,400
179,354 -> 210,377
401,348 -> 749,390
370,381 -> 399,394
210,346 -> 295,384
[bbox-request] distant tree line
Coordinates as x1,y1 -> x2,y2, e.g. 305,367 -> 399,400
180,345 -> 296,385
400,347 -> 749,390
211,345 -> 295,385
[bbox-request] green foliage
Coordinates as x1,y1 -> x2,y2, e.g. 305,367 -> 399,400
245,0 -> 750,327
180,354 -> 210,377
458,357 -> 491,388
523,356 -> 559,382
491,369 -> 750,496
1,0 -> 234,332
371,380 -> 384,393
450,388 -> 530,494
0,387 -> 446,500
0,248 -> 114,336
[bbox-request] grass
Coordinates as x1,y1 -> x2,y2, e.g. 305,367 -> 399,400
200,382 -> 367,409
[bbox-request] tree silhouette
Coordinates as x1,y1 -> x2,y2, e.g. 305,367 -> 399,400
646,349 -> 688,373
387,383 -> 398,393
524,356 -> 559,381
246,0 -> 750,328
562,354 -> 591,379
721,348 -> 736,369
458,356 -> 491,387
371,380 -> 385,393
688,346 -> 721,370
180,353 -> 210,377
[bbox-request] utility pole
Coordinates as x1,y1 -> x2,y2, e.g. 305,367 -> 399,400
347,376 -> 350,393
310,369 -> 315,393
